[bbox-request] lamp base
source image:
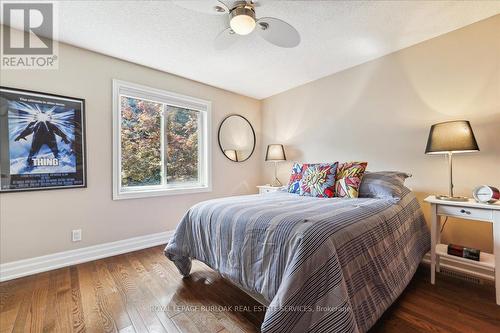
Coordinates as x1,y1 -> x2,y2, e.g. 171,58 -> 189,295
271,177 -> 282,187
435,195 -> 469,202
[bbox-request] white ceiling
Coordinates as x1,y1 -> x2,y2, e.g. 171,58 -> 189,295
4,1 -> 500,99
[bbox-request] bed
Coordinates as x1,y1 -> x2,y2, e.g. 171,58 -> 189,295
165,187 -> 430,333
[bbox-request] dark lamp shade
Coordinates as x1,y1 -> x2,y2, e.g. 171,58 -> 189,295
425,120 -> 479,154
265,144 -> 286,161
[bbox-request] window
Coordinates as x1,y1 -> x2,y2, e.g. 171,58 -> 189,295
113,80 -> 211,199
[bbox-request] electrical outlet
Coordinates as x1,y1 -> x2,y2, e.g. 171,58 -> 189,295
72,229 -> 82,242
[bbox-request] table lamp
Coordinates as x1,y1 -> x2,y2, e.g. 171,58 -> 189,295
425,120 -> 479,201
265,144 -> 286,187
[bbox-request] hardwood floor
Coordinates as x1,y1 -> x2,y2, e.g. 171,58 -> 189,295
1,245 -> 498,333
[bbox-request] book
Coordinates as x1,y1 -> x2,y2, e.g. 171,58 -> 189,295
447,244 -> 480,261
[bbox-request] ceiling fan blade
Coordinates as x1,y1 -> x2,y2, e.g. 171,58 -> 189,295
172,0 -> 229,15
256,17 -> 300,48
214,27 -> 239,50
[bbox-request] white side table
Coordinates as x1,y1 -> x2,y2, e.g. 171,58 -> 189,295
424,195 -> 500,305
257,185 -> 282,194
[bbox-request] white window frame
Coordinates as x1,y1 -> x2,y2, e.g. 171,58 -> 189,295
112,79 -> 212,200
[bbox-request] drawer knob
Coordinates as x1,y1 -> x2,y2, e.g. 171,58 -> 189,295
460,209 -> 471,215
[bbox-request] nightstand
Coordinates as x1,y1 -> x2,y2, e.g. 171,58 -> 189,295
257,185 -> 282,194
424,195 -> 500,305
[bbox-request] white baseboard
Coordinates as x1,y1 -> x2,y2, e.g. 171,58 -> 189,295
0,230 -> 174,282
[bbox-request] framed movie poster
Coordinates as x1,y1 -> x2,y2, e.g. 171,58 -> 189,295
0,87 -> 86,192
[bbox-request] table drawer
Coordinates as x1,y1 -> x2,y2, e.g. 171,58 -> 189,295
437,205 -> 493,221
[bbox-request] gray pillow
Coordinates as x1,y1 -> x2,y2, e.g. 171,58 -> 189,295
359,171 -> 411,200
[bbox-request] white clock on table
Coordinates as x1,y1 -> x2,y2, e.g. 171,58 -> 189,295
473,185 -> 500,204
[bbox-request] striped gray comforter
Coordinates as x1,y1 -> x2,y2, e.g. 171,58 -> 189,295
165,188 -> 430,333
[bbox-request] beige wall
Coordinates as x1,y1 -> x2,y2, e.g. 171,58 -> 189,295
261,15 -> 500,253
0,36 -> 261,263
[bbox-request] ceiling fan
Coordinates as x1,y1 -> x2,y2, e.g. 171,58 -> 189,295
173,0 -> 301,50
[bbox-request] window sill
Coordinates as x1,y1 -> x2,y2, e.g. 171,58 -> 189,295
113,185 -> 212,200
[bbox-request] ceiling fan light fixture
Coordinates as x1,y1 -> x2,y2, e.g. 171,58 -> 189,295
229,6 -> 256,35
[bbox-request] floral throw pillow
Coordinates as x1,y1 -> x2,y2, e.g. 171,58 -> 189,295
299,163 -> 338,198
287,163 -> 310,194
335,162 -> 368,198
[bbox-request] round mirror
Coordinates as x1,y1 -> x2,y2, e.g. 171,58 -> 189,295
218,115 -> 256,162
